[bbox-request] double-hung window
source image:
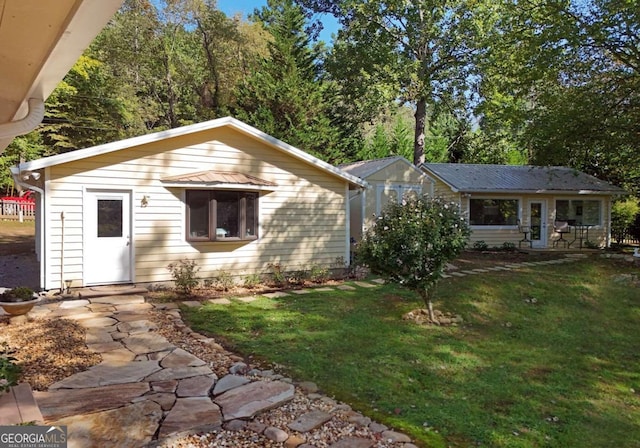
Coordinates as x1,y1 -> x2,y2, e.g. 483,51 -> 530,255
186,190 -> 258,241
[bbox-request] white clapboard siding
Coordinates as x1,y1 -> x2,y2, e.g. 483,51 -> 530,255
42,125 -> 354,289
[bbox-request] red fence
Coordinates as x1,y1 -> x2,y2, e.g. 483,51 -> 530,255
0,199 -> 35,220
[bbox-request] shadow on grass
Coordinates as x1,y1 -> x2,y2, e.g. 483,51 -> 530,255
182,259 -> 640,448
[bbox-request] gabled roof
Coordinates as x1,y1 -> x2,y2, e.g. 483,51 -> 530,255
421,163 -> 625,195
340,156 -> 427,180
13,117 -> 367,188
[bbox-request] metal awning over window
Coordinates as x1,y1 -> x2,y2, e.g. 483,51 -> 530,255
161,170 -> 277,190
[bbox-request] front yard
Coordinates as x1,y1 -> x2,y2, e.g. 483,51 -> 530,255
182,257 -> 640,448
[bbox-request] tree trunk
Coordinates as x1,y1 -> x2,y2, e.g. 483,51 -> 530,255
419,289 -> 436,322
413,96 -> 427,166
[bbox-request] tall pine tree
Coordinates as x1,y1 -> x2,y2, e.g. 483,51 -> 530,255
234,0 -> 355,163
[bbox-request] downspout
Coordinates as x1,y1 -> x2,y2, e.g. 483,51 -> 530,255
0,99 -> 45,151
10,166 -> 46,290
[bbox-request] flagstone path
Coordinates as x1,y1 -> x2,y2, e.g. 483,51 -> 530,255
6,254 -> 584,447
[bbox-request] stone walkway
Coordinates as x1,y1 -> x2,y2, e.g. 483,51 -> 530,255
7,254 -> 585,447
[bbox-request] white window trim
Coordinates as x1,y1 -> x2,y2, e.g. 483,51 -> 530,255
554,197 -> 604,228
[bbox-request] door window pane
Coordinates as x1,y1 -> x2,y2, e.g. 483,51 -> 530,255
530,203 -> 542,240
97,199 -> 123,237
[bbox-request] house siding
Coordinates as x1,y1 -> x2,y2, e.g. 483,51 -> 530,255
350,160 -> 431,241
428,176 -> 612,249
42,127 -> 350,289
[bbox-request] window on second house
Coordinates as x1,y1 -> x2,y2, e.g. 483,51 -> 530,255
186,190 -> 258,241
469,199 -> 519,226
556,199 -> 601,226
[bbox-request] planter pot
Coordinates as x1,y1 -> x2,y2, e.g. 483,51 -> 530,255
0,297 -> 41,316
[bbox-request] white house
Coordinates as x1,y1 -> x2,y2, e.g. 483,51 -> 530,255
11,117 -> 367,291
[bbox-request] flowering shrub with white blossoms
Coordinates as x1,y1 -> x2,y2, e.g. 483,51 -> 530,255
356,195 -> 470,320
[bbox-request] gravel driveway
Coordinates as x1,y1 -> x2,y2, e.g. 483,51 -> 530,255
0,253 -> 39,290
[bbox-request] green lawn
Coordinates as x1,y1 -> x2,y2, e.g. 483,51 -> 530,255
182,258 -> 640,447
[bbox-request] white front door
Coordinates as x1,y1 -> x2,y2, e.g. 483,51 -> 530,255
529,201 -> 547,248
84,190 -> 132,285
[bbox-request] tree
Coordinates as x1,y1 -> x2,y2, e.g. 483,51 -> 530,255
301,0 -> 492,165
476,0 -> 640,193
234,0 -> 356,163
357,195 -> 470,321
41,55 -> 134,152
611,197 -> 640,244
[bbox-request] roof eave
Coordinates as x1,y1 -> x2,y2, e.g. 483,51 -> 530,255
459,189 -> 625,195
16,117 -> 368,189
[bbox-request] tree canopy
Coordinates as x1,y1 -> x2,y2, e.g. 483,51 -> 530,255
1,0 -> 638,199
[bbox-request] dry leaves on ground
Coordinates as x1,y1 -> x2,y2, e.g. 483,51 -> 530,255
0,316 -> 101,391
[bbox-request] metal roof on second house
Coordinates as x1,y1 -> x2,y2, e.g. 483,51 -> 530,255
421,163 -> 625,194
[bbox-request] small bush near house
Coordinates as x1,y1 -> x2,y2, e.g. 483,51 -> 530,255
287,266 -> 309,286
267,262 -> 286,287
243,274 -> 262,289
473,240 -> 488,251
502,241 -> 516,251
213,270 -> 234,292
167,259 -> 200,296
309,264 -> 329,283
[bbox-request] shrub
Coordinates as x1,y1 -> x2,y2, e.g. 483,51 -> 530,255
473,240 -> 488,251
213,270 -> 234,292
167,259 -> 200,296
287,266 -> 309,286
0,287 -> 35,303
357,195 -> 470,321
309,264 -> 329,283
502,241 -> 516,251
267,262 -> 286,287
0,343 -> 21,393
243,274 -> 262,289
612,197 -> 640,243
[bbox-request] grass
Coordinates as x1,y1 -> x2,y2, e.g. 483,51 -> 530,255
0,220 -> 35,255
182,257 -> 640,448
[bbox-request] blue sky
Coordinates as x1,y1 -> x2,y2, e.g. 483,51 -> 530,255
216,0 -> 339,44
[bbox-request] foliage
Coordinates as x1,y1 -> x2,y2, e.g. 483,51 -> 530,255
243,273 -> 262,289
472,240 -> 488,251
476,0 -> 640,194
0,343 -> 21,393
612,197 -> 640,243
309,264 -> 329,283
213,270 -> 234,292
287,265 -> 309,286
234,0 -> 357,163
501,241 -> 516,251
357,195 -> 470,319
304,0 -> 493,164
0,134 -> 47,195
183,258 -> 640,447
166,259 -> 200,295
0,287 -> 35,303
267,262 -> 287,287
